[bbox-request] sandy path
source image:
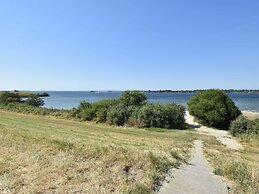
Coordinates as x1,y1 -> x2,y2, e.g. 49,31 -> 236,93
185,111 -> 243,150
159,140 -> 228,194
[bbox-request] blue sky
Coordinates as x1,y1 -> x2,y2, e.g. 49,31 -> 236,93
0,0 -> 258,91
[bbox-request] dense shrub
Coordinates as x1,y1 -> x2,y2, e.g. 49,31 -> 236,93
0,92 -> 21,104
92,99 -> 118,122
230,116 -> 259,136
75,99 -> 119,122
129,103 -> 186,129
119,91 -> 147,106
252,120 -> 259,132
25,95 -> 45,107
129,104 -> 154,128
80,107 -> 96,121
188,89 -> 241,129
77,101 -> 92,110
229,116 -> 252,136
107,104 -> 134,126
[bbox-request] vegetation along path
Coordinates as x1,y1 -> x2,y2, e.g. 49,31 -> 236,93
159,140 -> 228,194
159,112 -> 244,194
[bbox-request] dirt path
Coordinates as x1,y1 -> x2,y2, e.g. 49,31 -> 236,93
159,140 -> 228,194
185,111 -> 243,150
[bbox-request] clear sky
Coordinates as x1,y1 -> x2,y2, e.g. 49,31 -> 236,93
0,0 -> 258,91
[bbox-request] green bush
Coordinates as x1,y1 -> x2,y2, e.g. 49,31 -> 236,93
252,119 -> 259,133
230,116 -> 259,136
80,107 -> 96,121
25,95 -> 45,107
0,92 -> 22,104
129,103 -> 186,129
77,101 -> 92,110
75,99 -> 119,122
230,116 -> 252,136
188,89 -> 241,129
92,99 -> 118,122
129,104 -> 154,128
107,104 -> 134,126
119,91 -> 147,106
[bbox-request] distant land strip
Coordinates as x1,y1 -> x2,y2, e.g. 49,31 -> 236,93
140,89 -> 259,93
0,91 -> 50,97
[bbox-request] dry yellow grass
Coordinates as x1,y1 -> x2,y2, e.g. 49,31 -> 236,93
0,110 -> 203,193
204,135 -> 259,193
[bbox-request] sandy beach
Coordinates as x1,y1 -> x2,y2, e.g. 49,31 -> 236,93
242,110 -> 259,120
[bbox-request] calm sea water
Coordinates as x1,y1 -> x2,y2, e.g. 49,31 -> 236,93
39,91 -> 259,111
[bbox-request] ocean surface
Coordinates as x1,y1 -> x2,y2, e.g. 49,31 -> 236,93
39,91 -> 259,111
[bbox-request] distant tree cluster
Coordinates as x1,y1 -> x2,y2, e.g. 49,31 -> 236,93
0,92 -> 44,107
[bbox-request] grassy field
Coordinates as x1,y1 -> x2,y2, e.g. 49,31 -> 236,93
0,110 -> 203,193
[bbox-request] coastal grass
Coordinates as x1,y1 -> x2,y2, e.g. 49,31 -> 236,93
204,135 -> 259,193
0,110 -> 200,193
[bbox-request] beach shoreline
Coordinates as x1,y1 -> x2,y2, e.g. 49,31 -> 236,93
242,110 -> 259,120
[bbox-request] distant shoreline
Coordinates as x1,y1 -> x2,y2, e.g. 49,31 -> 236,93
86,89 -> 259,93
0,91 -> 50,98
2,89 -> 258,93
141,89 -> 259,93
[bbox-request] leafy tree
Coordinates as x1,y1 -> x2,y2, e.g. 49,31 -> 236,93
26,95 -> 45,107
188,89 -> 241,129
119,91 -> 147,107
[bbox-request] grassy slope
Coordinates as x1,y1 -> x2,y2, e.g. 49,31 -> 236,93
204,136 -> 259,193
0,110 -> 202,194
